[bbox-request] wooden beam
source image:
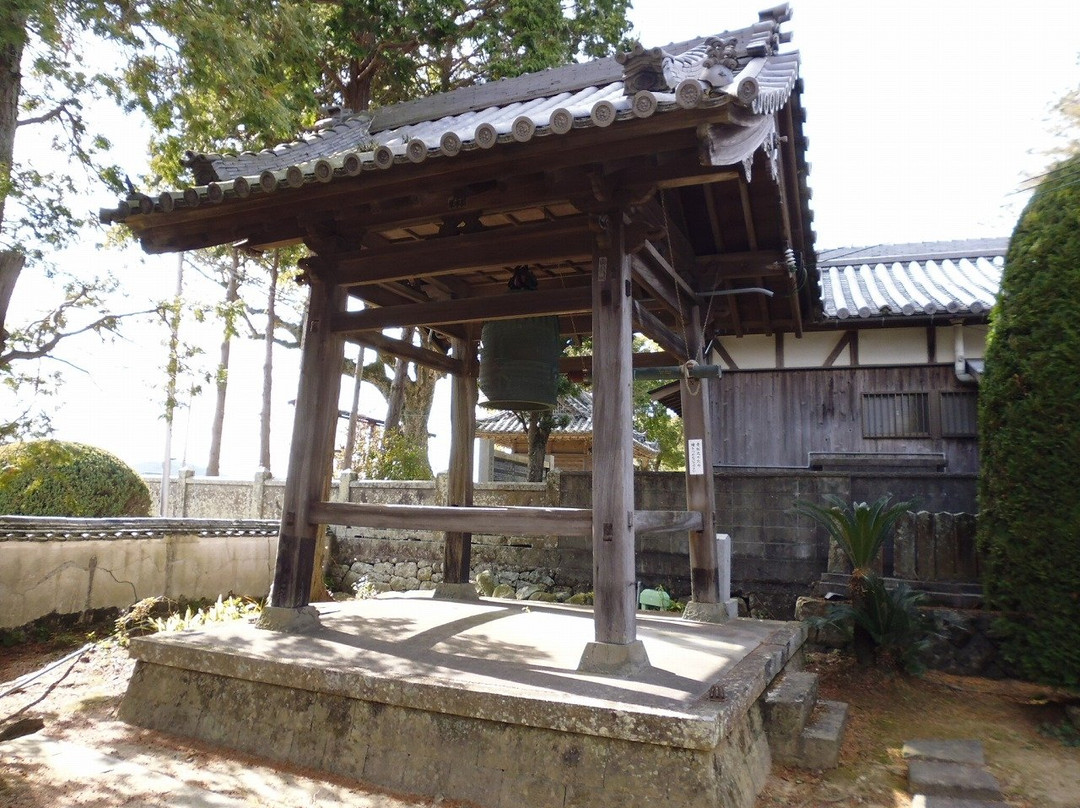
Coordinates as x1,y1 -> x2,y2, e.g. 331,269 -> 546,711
634,510 -> 703,536
559,351 -> 677,375
332,286 -> 592,333
632,299 -> 689,363
681,305 -> 720,605
349,330 -> 463,374
321,218 -> 595,287
696,250 -> 791,282
311,501 -> 592,536
309,501 -> 699,538
271,279 -> 346,608
444,336 -> 478,583
591,212 -> 638,645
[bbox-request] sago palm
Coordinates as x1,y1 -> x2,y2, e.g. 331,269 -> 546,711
796,495 -> 914,664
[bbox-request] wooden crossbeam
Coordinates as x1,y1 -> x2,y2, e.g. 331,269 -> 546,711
309,501 -> 703,538
332,286 -> 592,333
558,352 -> 677,375
321,218 -> 595,287
347,330 -> 463,375
631,300 -> 689,362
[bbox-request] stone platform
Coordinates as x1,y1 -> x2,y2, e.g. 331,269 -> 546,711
119,593 -> 807,808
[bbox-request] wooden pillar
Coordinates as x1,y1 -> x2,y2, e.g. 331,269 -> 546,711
269,278 -> 345,609
682,305 -> 721,604
589,212 -> 638,646
443,335 -> 478,584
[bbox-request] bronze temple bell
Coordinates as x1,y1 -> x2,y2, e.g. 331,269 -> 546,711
478,267 -> 564,411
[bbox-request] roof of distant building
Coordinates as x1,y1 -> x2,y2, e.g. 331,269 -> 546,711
816,238 -> 1006,320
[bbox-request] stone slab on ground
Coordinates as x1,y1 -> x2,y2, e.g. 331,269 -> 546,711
119,594 -> 808,808
799,699 -> 849,770
910,796 -> 1012,808
908,759 -> 1003,801
903,739 -> 986,766
2,735 -> 249,808
762,670 -> 818,761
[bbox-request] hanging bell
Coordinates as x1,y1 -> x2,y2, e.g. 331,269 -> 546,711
479,316 -> 562,411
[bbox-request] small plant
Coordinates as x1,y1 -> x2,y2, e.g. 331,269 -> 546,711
1039,718 -> 1080,748
810,577 -> 939,674
114,595 -> 262,645
796,494 -> 913,665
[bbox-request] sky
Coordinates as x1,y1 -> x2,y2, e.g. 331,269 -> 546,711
5,0 -> 1079,485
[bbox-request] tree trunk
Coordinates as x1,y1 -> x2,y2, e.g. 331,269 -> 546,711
0,9 -> 28,357
206,250 -> 239,476
0,5 -> 26,234
0,250 -> 24,361
343,345 -> 365,469
527,412 -> 552,482
849,572 -> 876,666
382,327 -> 413,435
258,251 -> 279,471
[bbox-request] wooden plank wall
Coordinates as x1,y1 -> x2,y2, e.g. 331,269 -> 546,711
713,365 -> 980,472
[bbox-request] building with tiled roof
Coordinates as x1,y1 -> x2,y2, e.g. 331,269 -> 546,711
475,391 -> 659,478
654,238 -> 1006,473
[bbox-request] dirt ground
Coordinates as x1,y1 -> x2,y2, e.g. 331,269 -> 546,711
1,623 -> 1078,808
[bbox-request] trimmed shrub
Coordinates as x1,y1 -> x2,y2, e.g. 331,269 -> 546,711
977,155 -> 1080,687
0,440 -> 152,517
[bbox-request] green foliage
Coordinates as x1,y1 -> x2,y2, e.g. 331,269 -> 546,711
369,427 -> 434,481
810,577 -> 938,674
0,440 -> 151,516
977,153 -> 1080,688
113,595 -> 262,646
796,495 -> 914,572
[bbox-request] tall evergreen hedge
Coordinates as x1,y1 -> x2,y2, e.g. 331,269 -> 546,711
0,440 -> 152,517
977,154 -> 1080,687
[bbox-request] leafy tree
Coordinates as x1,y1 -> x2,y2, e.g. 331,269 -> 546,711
977,153 -> 1080,687
1,2 -> 162,439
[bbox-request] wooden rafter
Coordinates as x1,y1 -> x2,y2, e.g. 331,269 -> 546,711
348,330 -> 463,374
332,286 -> 592,333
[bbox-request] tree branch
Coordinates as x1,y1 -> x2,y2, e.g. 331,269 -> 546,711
0,308 -> 159,366
17,99 -> 78,127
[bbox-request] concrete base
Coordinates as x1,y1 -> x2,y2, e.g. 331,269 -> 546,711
683,598 -> 740,623
576,639 -> 651,676
255,605 -> 322,633
120,595 -> 807,808
432,581 -> 481,601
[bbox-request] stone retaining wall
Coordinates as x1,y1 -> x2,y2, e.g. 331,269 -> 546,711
0,518 -> 277,629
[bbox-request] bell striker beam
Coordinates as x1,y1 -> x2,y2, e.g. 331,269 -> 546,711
269,276 -> 346,609
443,335 -> 478,584
682,304 -> 722,610
578,210 -> 648,674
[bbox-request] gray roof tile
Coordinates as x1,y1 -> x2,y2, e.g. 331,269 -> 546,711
817,238 -> 1007,319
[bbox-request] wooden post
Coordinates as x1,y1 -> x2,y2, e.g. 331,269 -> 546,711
681,305 -> 723,612
579,210 -> 647,675
443,335 -> 478,585
269,277 -> 345,610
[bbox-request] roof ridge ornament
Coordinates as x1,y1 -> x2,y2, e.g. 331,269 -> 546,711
617,37 -> 742,96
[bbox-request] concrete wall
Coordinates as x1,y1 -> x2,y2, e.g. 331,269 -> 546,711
0,519 -> 277,629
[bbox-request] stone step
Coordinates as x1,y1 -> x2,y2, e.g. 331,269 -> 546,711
798,699 -> 848,770
908,759 -> 1003,801
910,796 -> 1012,808
902,739 -> 985,766
762,670 -> 819,761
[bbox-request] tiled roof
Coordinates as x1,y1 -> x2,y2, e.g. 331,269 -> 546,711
476,391 -> 659,457
816,238 -> 1007,320
102,7 -> 799,220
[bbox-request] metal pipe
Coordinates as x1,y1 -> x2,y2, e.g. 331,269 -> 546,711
698,287 -> 774,297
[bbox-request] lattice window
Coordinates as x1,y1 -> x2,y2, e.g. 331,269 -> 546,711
861,393 -> 930,438
941,391 -> 978,437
